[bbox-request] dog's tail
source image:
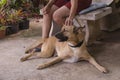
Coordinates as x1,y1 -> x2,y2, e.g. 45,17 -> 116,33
37,57 -> 63,70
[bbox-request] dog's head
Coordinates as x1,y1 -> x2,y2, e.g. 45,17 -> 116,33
55,25 -> 85,43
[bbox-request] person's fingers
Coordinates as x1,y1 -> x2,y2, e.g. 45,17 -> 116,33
43,11 -> 47,14
43,10 -> 48,15
42,7 -> 47,14
66,20 -> 73,26
65,20 -> 69,26
70,20 -> 73,26
43,9 -> 50,15
68,21 -> 71,26
65,19 -> 67,25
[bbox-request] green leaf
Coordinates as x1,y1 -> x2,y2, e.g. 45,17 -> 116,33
0,0 -> 7,7
0,25 -> 6,30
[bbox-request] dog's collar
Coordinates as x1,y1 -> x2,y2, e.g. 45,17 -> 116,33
69,40 -> 84,48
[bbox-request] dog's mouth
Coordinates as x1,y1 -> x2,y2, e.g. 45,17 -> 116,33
58,36 -> 68,42
55,32 -> 68,42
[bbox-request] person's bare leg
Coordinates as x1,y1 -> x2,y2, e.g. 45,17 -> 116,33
53,6 -> 70,27
25,5 -> 59,53
42,5 -> 59,39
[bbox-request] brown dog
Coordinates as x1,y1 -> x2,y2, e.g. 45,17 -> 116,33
20,25 -> 108,73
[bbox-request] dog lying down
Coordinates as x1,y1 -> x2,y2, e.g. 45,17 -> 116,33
20,25 -> 108,73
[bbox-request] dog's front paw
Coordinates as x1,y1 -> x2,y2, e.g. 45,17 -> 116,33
25,49 -> 31,54
37,64 -> 46,70
20,57 -> 27,62
99,67 -> 109,74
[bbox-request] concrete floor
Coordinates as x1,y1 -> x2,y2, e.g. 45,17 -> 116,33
0,20 -> 120,80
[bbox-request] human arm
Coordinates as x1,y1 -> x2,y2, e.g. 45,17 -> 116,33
65,0 -> 78,26
42,0 -> 57,14
46,0 -> 57,8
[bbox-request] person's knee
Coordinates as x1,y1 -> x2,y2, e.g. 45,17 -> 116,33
53,12 -> 62,24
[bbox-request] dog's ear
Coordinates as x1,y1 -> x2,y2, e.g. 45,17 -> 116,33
80,26 -> 85,32
73,26 -> 85,34
73,27 -> 79,34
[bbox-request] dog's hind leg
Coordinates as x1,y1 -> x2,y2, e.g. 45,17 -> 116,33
20,49 -> 36,62
21,49 -> 54,62
87,56 -> 108,73
36,49 -> 55,58
21,46 -> 55,62
25,38 -> 45,53
37,57 -> 63,70
21,40 -> 56,62
83,53 -> 108,73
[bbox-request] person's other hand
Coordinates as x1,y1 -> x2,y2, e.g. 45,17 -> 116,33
65,17 -> 73,26
42,5 -> 51,15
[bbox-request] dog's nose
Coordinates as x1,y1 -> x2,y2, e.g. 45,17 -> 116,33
55,32 -> 68,42
55,32 -> 63,39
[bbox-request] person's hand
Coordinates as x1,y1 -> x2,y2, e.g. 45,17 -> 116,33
65,17 -> 73,26
42,5 -> 51,15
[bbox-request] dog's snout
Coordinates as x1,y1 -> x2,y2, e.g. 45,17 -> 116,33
55,32 -> 63,39
55,32 -> 68,42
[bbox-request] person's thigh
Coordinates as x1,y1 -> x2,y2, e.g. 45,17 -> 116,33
49,5 -> 59,15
